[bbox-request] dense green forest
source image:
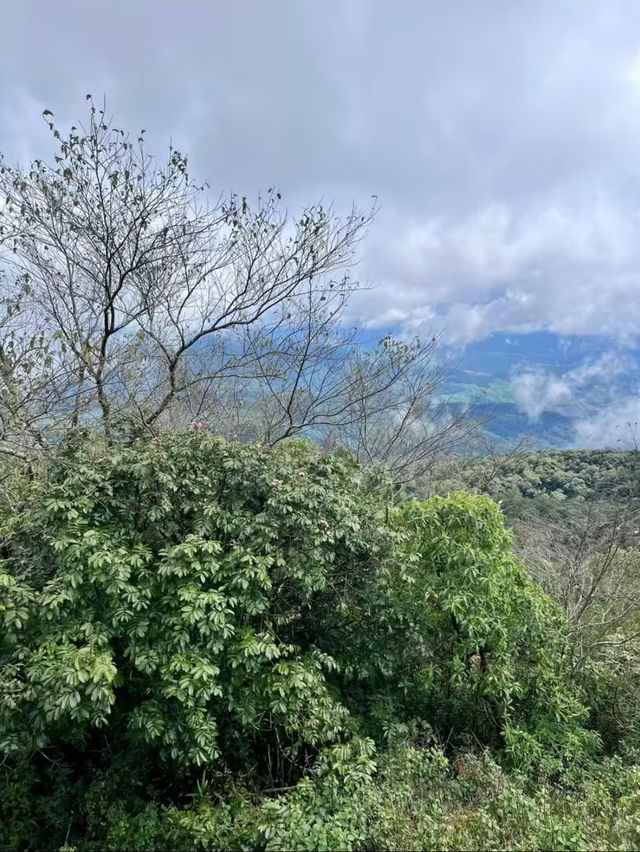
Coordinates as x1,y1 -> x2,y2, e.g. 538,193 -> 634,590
2,437 -> 640,850
2,104 -> 640,851
420,448 -> 640,515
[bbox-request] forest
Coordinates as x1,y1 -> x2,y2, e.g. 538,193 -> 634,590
1,104 -> 640,851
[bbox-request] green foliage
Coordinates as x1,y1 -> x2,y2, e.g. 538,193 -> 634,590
314,492 -> 595,766
0,434 -> 391,848
1,435 -> 386,766
426,447 -> 640,762
424,448 -> 640,521
395,496 -> 596,765
363,745 -> 640,851
0,434 -> 618,850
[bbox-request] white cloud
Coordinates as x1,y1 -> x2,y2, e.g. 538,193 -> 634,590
510,370 -> 572,422
358,198 -> 640,342
564,351 -> 634,387
509,351 -> 637,433
574,398 -> 640,448
3,2 -> 640,344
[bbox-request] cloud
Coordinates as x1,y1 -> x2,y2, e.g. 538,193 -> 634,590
564,351 -> 634,387
510,370 -> 572,422
574,398 -> 640,448
0,88 -> 49,166
3,2 -> 640,342
509,350 -> 637,432
357,199 -> 640,342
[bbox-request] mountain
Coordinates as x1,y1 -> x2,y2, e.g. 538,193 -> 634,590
441,331 -> 640,448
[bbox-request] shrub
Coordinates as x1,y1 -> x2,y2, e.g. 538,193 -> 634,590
317,493 -> 597,767
0,434 -> 603,849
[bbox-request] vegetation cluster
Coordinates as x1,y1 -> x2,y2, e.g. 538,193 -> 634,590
1,103 -> 640,851
3,434 -> 640,851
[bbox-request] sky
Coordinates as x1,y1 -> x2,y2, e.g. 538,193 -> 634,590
2,1 -> 640,351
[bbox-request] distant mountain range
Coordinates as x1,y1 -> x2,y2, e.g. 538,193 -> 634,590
441,331 -> 640,449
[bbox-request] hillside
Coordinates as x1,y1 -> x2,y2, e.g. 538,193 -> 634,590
421,447 -> 639,507
440,332 -> 640,448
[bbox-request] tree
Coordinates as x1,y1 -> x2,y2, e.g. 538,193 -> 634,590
515,500 -> 640,670
0,98 -> 467,478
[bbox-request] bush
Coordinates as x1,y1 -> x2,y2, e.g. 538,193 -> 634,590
0,434 -> 606,849
317,493 -> 597,767
362,746 -> 640,851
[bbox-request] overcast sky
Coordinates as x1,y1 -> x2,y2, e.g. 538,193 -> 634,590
2,0 -> 640,345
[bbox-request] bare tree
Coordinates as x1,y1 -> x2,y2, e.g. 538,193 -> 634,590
0,98 -> 472,474
0,99 -> 370,438
313,335 -> 478,483
515,500 -> 640,671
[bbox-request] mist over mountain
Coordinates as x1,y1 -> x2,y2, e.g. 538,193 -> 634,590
442,331 -> 640,448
